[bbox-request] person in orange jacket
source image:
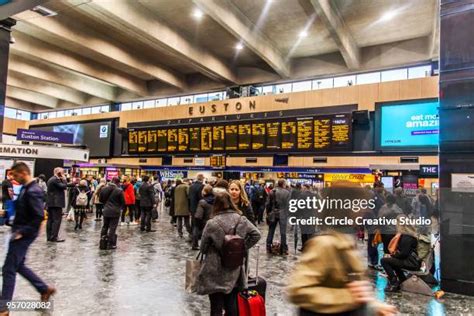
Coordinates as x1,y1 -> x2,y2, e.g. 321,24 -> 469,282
121,176 -> 136,225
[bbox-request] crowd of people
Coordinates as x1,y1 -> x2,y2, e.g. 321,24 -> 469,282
0,164 -> 440,316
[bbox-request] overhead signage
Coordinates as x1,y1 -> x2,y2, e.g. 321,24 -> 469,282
17,128 -> 74,144
0,143 -> 89,162
419,165 -> 439,177
159,169 -> 188,179
324,173 -> 375,183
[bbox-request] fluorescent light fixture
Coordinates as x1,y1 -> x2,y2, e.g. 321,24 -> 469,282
192,8 -> 204,20
235,43 -> 244,50
299,30 -> 308,38
31,5 -> 57,17
380,10 -> 397,22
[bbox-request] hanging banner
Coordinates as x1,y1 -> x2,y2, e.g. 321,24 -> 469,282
0,143 -> 89,162
17,129 -> 74,144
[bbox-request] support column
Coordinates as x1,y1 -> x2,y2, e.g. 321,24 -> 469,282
0,18 -> 15,143
439,1 -> 474,295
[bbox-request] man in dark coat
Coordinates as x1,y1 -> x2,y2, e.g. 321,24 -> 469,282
46,167 -> 67,242
189,174 -> 204,246
100,177 -> 125,249
139,176 -> 156,232
1,162 -> 56,313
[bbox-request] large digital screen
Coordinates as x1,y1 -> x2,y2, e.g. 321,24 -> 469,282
380,100 -> 439,148
127,113 -> 352,154
35,121 -> 112,157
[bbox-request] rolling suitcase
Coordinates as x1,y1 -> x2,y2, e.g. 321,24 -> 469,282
238,245 -> 266,315
99,235 -> 108,250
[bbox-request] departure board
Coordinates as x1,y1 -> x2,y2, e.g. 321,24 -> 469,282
238,124 -> 251,150
128,113 -> 352,154
266,122 -> 280,149
281,121 -> 296,149
213,126 -> 225,150
128,131 -> 138,153
201,126 -> 212,151
138,130 -> 147,152
226,125 -> 238,150
297,119 -> 313,150
189,127 -> 200,151
147,130 -> 157,152
157,129 -> 167,152
331,115 -> 351,149
178,128 -> 189,151
314,118 -> 331,150
210,155 -> 226,168
167,129 -> 178,152
252,123 -> 265,150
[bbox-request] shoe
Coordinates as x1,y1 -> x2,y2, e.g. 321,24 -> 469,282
146,229 -> 157,232
74,225 -> 78,231
55,239 -> 65,242
191,246 -> 200,250
79,225 -> 82,230
40,286 -> 57,302
280,250 -> 289,256
94,218 -> 100,221
140,228 -> 146,232
266,247 -> 272,254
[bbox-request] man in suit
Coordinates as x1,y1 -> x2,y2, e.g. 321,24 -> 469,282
0,162 -> 56,315
46,167 -> 67,242
139,176 -> 156,232
189,174 -> 204,248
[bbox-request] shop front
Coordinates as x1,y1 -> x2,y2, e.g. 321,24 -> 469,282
323,173 -> 375,187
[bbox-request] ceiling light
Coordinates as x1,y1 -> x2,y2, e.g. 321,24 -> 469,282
31,5 -> 57,17
299,30 -> 308,38
380,10 -> 397,22
235,43 -> 244,50
192,8 -> 204,20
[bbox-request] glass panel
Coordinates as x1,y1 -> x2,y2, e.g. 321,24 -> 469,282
48,111 -> 57,119
132,101 -> 143,110
356,72 -> 381,85
334,75 -> 356,87
209,92 -> 222,101
408,65 -> 432,79
91,106 -> 101,114
167,97 -> 180,106
64,110 -> 73,117
56,110 -> 65,118
180,95 -> 193,104
100,105 -> 110,112
121,103 -> 132,111
262,85 -> 274,95
39,113 -> 48,119
312,78 -> 333,89
143,100 -> 155,108
275,83 -> 291,94
17,110 -> 30,120
292,80 -> 312,92
155,99 -> 167,107
4,108 -> 16,119
82,107 -> 91,115
194,93 -> 208,103
381,68 -> 408,82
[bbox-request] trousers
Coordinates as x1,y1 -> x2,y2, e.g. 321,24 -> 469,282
46,207 -> 63,241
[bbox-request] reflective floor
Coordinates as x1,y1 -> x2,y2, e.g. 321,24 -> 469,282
0,208 -> 473,316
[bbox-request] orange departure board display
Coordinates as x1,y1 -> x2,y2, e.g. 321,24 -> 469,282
281,121 -> 296,149
331,114 -> 351,148
128,131 -> 138,153
213,125 -> 225,150
167,129 -> 178,152
147,130 -> 157,152
210,155 -> 226,168
238,124 -> 251,150
189,127 -> 200,151
266,122 -> 280,149
178,128 -> 189,151
138,130 -> 147,152
201,126 -> 212,151
252,123 -> 265,150
297,119 -> 313,150
314,118 -> 331,150
157,129 -> 167,152
225,125 -> 238,150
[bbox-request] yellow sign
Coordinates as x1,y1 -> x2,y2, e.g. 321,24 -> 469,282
324,173 -> 375,183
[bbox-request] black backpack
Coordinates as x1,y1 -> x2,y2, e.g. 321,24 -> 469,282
218,217 -> 245,269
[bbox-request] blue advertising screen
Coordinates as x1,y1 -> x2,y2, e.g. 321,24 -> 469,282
380,100 -> 439,147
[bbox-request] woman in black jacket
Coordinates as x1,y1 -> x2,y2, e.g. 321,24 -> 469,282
70,180 -> 92,230
381,217 -> 421,292
228,180 -> 255,225
193,185 -> 214,250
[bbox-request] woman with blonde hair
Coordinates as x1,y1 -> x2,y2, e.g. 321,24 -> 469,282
228,180 -> 255,224
287,181 -> 396,316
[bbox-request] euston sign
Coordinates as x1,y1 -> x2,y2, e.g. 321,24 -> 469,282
17,129 -> 74,144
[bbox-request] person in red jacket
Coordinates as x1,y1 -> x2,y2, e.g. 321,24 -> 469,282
121,176 -> 136,225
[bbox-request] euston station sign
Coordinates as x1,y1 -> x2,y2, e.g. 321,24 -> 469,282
17,128 -> 74,144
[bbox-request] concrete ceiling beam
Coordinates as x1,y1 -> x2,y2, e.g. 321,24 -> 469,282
13,11 -> 187,90
193,0 -> 290,78
11,31 -> 149,97
310,0 -> 361,69
71,0 -> 237,84
8,55 -> 117,101
6,86 -> 75,109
